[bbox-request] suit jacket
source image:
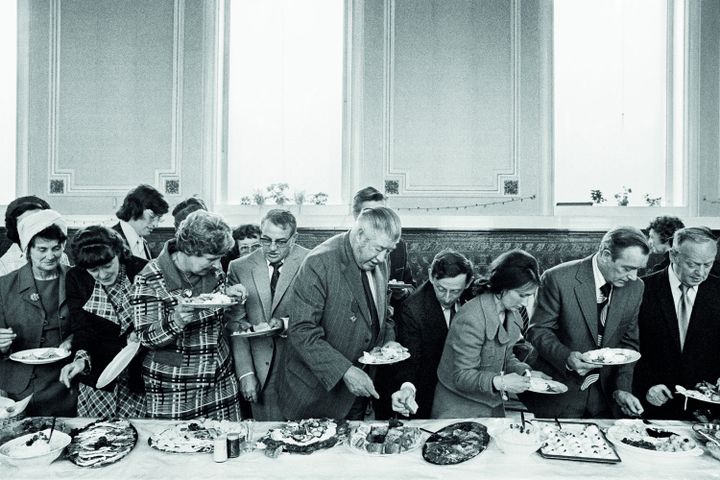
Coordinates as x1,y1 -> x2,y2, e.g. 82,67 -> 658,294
525,255 -> 643,418
434,293 -> 529,416
112,222 -> 152,259
395,281 -> 449,418
65,256 -> 148,392
278,231 -> 395,420
633,268 -> 720,419
226,244 -> 309,387
0,263 -> 71,394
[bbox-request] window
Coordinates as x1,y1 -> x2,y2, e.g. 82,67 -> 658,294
0,1 -> 17,204
554,0 -> 684,207
223,0 -> 344,206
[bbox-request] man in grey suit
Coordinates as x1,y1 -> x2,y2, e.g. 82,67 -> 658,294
524,226 -> 649,419
278,207 -> 407,420
227,209 -> 309,420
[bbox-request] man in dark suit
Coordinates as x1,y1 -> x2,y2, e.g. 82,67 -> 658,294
524,226 -> 649,419
226,209 -> 309,420
633,227 -> 720,419
278,207 -> 408,420
393,249 -> 473,418
113,184 -> 169,260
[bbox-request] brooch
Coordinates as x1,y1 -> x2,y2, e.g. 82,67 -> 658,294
30,293 -> 40,301
182,289 -> 193,298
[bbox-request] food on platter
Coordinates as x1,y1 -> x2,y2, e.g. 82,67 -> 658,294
580,348 -> 640,366
491,423 -> 544,456
67,418 -> 138,467
529,378 -> 568,394
0,429 -> 71,467
260,418 -> 349,456
231,318 -> 284,337
422,421 -> 489,465
349,419 -> 423,455
388,281 -> 413,290
9,347 -> 71,364
677,379 -> 720,404
0,417 -> 70,445
149,419 -> 244,453
184,292 -> 237,308
706,441 -> 720,461
359,344 -> 410,365
607,421 -> 701,457
536,421 -> 620,463
692,423 -> 720,441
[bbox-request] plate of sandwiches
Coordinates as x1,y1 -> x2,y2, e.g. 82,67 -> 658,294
348,419 -> 424,456
148,419 -> 246,453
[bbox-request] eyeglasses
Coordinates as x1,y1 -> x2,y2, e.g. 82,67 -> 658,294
238,243 -> 261,254
147,212 -> 163,224
259,237 -> 291,248
433,284 -> 465,296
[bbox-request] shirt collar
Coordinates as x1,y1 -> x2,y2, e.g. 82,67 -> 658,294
591,254 -> 608,294
120,220 -> 142,247
668,262 -> 696,292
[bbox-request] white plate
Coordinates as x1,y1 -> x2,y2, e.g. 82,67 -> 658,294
606,424 -> 703,458
348,425 -> 424,456
358,351 -> 411,365
675,385 -> 720,405
230,326 -> 284,338
183,301 -> 238,309
528,378 -> 568,394
580,348 -> 641,366
96,341 -> 141,389
9,347 -> 70,365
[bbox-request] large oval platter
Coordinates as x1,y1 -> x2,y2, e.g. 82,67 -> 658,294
67,417 -> 138,468
422,421 -> 489,465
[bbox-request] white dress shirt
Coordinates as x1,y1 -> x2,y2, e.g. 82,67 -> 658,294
667,264 -> 697,330
120,220 -> 148,260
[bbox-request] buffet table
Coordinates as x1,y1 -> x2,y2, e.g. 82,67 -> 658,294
1,418 -> 718,480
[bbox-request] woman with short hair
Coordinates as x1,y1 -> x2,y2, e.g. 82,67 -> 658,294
131,210 -> 247,420
432,249 -> 548,418
60,225 -> 147,417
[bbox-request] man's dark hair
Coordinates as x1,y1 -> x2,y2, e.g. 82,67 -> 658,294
352,186 -> 386,218
261,209 -> 298,236
116,184 -> 169,222
647,215 -> 685,247
172,197 -> 207,229
233,224 -> 261,241
430,249 -> 473,281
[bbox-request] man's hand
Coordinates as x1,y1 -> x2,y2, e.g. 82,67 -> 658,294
566,351 -> 600,376
391,384 -> 418,417
59,359 -> 86,388
342,366 -> 379,399
614,390 -> 644,417
0,328 -> 16,352
529,370 -> 552,380
239,373 -> 259,402
225,284 -> 248,304
646,384 -> 673,407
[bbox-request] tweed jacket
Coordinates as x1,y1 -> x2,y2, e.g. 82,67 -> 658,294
278,232 -> 395,420
0,263 -> 71,394
226,244 -> 309,387
525,255 -> 643,418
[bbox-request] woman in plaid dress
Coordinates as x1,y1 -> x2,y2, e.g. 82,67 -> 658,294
60,226 -> 147,417
130,211 -> 247,420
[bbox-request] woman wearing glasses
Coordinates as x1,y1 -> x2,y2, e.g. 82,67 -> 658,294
221,224 -> 261,272
432,249 -> 549,418
131,210 -> 247,420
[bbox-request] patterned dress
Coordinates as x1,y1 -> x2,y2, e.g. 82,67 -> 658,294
130,240 -> 241,420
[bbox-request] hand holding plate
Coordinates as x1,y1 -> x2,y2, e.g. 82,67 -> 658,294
0,327 -> 16,351
567,351 -> 599,376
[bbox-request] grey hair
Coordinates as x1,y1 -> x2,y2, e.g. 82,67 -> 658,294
599,226 -> 650,260
356,206 -> 402,242
672,226 -> 717,249
176,210 -> 233,256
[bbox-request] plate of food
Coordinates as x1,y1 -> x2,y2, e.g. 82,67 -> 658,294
606,421 -> 702,458
148,419 -> 246,453
0,428 -> 72,467
535,420 -> 621,464
358,344 -> 410,365
676,381 -> 720,405
182,293 -> 238,309
230,318 -> 284,338
9,347 -> 71,365
0,417 -> 70,445
422,421 -> 489,465
529,378 -> 568,394
580,348 -> 641,366
260,418 -> 349,456
348,419 -> 423,456
67,418 -> 138,468
488,421 -> 546,456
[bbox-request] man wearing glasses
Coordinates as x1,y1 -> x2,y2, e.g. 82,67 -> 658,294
113,184 -> 169,260
226,209 -> 309,420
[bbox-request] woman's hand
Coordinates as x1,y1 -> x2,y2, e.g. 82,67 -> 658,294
0,328 -> 16,352
529,370 -> 552,380
59,359 -> 86,388
493,372 -> 531,394
174,300 -> 196,326
225,284 -> 248,304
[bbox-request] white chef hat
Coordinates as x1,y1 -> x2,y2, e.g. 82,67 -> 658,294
18,209 -> 68,252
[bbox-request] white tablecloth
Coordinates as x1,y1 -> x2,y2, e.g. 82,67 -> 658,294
1,418 -> 719,480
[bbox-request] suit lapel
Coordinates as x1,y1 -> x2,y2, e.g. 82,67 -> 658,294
271,246 -> 300,313
339,234 -> 372,328
653,270 -> 682,352
574,258 -> 599,343
602,284 -> 627,345
424,283 -> 448,334
251,255 -> 272,321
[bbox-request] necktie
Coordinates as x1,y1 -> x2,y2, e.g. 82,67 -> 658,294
360,270 -> 380,342
448,305 -> 456,325
678,284 -> 690,350
270,262 -> 283,300
518,306 -> 530,336
582,282 -> 612,391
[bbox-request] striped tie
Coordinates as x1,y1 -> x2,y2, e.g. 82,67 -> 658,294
582,283 -> 612,391
678,284 -> 690,350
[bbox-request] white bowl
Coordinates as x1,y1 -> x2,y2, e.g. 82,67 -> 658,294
491,424 -> 544,456
0,429 -> 71,468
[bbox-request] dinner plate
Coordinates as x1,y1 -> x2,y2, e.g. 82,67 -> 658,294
675,385 -> 720,405
358,351 -> 411,365
388,282 -> 413,290
528,378 -> 568,394
606,424 -> 703,459
9,347 -> 70,365
230,325 -> 284,338
67,418 -> 138,468
580,348 -> 641,366
96,341 -> 141,389
347,424 -> 424,456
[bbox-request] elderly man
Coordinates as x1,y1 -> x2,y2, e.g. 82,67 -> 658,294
633,227 -> 720,419
226,209 -> 309,420
523,226 -> 649,419
278,207 -> 406,420
113,184 -> 169,260
392,249 -> 473,418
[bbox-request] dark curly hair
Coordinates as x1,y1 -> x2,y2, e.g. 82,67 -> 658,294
648,215 -> 685,247
4,196 -> 51,245
116,184 -> 169,222
233,224 -> 261,241
70,225 -> 132,269
472,249 -> 540,296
